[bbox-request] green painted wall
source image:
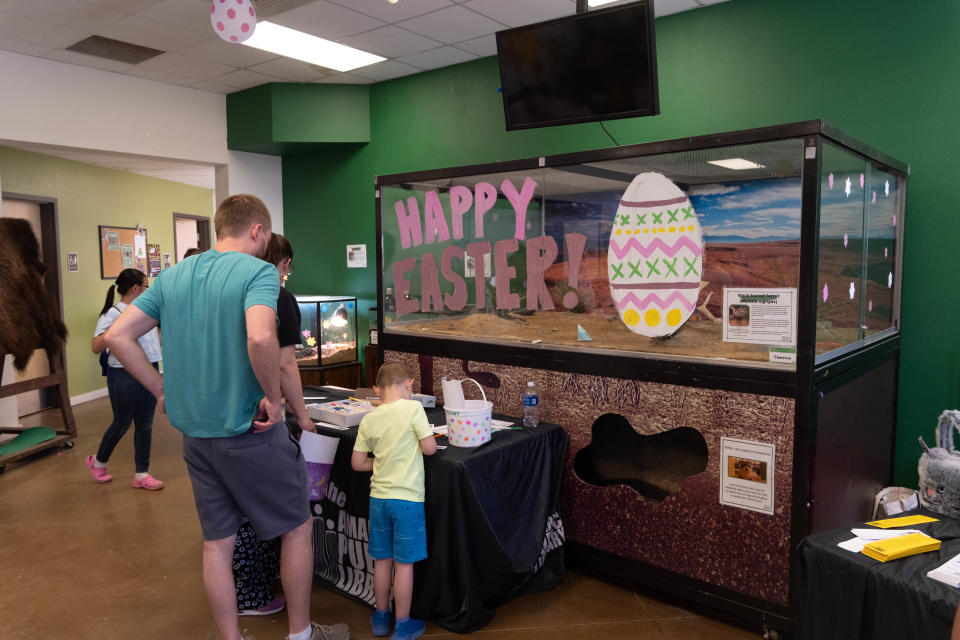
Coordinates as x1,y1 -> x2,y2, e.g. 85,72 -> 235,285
227,83 -> 370,154
0,146 -> 212,398
280,0 -> 960,486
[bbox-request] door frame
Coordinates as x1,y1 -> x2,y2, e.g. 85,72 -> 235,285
173,212 -> 212,262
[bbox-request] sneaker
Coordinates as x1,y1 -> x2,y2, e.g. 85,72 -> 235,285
297,621 -> 349,640
131,474 -> 165,491
239,595 -> 285,616
371,609 -> 390,637
85,455 -> 112,483
391,618 -> 424,640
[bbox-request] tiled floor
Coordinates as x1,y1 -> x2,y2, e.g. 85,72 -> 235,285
0,397 -> 762,639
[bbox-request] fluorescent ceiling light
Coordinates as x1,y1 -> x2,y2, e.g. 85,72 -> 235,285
707,158 -> 766,170
588,0 -> 619,6
242,21 -> 385,72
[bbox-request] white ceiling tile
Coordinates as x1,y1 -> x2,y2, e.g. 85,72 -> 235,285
397,45 -> 475,71
124,65 -> 203,87
180,37 -> 280,67
655,0 -> 700,17
209,68 -> 283,89
398,5 -> 505,45
0,12 -> 88,48
190,79 -> 237,93
353,59 -> 421,82
314,72 -> 370,85
327,0 -> 454,23
454,34 -> 496,57
0,34 -> 52,57
0,0 -> 126,32
138,52 -> 236,80
337,25 -> 442,58
248,57 -> 328,82
45,48 -> 133,72
81,0 -> 158,12
270,1 -> 385,41
461,0 -> 575,27
97,15 -> 210,52
138,0 -> 219,36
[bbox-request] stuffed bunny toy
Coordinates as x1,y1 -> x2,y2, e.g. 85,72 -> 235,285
918,410 -> 960,518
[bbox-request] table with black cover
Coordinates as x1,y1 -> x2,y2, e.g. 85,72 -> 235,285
796,508 -> 960,640
303,386 -> 569,633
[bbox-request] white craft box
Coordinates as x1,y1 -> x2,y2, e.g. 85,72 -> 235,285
307,400 -> 373,427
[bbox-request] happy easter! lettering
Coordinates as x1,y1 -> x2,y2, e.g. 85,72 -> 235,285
391,176 -> 587,316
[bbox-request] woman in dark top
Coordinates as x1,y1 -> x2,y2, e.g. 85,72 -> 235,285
234,233 -> 317,616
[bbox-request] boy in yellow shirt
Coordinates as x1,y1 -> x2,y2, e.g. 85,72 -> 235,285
351,362 -> 437,640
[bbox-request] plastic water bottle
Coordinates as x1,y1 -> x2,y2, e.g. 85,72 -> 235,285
522,381 -> 540,427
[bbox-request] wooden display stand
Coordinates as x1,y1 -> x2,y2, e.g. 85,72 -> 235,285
0,349 -> 77,473
299,361 -> 362,389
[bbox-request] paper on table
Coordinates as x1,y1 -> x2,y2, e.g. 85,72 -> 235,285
315,420 -> 349,431
431,425 -> 448,435
304,396 -> 327,401
865,514 -> 938,528
928,553 -> 960,588
491,419 -> 514,427
851,528 -> 924,541
838,537 -> 868,553
300,430 -> 340,463
837,529 -> 924,553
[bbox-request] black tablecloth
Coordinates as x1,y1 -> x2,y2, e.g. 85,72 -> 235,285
796,508 -> 960,640
302,386 -> 569,633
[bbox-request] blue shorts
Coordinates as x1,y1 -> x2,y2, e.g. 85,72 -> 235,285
368,498 -> 427,564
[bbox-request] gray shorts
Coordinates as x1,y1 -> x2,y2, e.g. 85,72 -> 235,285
182,422 -> 310,541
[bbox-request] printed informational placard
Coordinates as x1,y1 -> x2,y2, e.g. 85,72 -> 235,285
162,253 -> 172,269
346,244 -> 366,268
121,244 -> 134,267
147,244 -> 161,277
722,287 -> 797,346
67,252 -> 79,272
720,437 -> 775,515
106,231 -> 120,251
134,233 -> 147,260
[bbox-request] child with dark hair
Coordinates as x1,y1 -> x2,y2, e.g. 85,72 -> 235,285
87,268 -> 164,490
352,362 -> 437,640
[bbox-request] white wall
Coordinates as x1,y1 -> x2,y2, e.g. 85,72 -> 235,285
0,49 -> 285,240
226,151 -> 284,233
0,50 -> 228,165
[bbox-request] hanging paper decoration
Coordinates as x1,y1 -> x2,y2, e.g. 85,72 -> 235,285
823,283 -> 829,302
844,177 -> 852,197
843,232 -> 848,248
828,173 -> 834,189
849,282 -> 856,299
607,172 -> 704,338
211,0 -> 257,43
859,173 -> 865,188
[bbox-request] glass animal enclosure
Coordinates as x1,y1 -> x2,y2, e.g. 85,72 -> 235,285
377,124 -> 905,369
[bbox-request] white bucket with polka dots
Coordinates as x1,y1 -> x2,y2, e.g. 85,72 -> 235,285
443,378 -> 492,448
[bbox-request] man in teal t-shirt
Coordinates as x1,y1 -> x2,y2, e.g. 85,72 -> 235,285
106,195 -> 348,640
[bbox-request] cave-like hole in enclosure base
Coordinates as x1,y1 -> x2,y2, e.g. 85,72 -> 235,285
573,413 -> 708,501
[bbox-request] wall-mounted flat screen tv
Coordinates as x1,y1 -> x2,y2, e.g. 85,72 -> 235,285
495,0 -> 659,131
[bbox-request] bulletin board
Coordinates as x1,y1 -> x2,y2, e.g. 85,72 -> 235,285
98,225 -> 148,280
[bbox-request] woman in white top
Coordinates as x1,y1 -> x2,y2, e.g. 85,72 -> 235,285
86,268 -> 164,490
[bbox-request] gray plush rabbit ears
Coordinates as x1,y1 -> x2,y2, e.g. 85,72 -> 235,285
919,410 -> 960,454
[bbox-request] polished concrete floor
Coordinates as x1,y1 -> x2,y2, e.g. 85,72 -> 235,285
0,397 -> 763,639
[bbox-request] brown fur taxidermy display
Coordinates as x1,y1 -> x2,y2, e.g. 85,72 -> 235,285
0,218 -> 67,370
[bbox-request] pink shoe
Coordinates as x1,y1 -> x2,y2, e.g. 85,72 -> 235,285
85,455 -> 112,483
131,474 -> 165,491
239,595 -> 286,616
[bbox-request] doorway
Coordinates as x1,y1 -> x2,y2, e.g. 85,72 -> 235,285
173,213 -> 211,262
0,194 -> 62,422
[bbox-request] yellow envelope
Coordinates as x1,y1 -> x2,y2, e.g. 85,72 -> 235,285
865,514 -> 938,529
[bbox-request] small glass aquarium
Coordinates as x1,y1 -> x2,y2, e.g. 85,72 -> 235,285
295,295 -> 358,367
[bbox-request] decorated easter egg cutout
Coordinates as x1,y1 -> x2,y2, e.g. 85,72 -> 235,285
211,0 -> 257,43
608,172 -> 703,338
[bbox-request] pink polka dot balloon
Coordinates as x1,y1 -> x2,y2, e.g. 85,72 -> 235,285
211,0 -> 257,44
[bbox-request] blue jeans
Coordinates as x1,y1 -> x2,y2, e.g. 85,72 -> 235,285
96,364 -> 158,473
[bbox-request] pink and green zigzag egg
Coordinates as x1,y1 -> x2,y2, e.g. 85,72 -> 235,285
607,172 -> 703,338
